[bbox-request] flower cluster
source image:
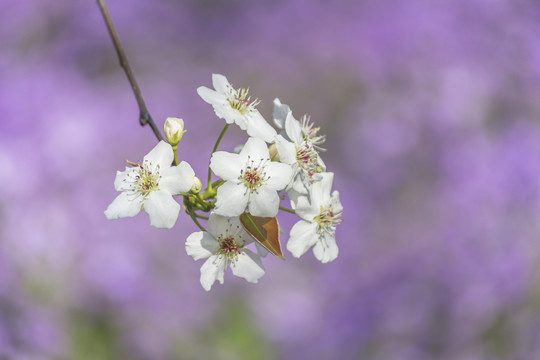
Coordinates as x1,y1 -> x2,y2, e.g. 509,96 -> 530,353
105,74 -> 343,290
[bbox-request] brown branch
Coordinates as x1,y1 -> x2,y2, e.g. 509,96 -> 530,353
96,0 -> 163,141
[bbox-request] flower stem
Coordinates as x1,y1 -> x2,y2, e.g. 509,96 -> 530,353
279,206 -> 296,214
172,145 -> 179,166
193,213 -> 209,220
189,211 -> 207,232
211,179 -> 226,188
96,0 -> 164,142
207,124 -> 230,190
192,194 -> 212,211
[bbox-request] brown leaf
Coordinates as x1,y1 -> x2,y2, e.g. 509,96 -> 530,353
240,212 -> 284,260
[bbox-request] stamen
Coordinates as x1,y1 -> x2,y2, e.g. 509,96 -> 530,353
301,115 -> 326,151
314,203 -> 343,237
216,220 -> 246,262
296,142 -> 323,183
122,160 -> 161,197
239,156 -> 270,192
126,160 -> 142,168
227,86 -> 260,116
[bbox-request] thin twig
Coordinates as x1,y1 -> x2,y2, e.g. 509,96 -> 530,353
96,0 -> 163,141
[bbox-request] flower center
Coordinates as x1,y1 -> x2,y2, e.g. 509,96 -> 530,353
239,157 -> 269,192
134,161 -> 161,197
215,220 -> 247,262
228,87 -> 260,116
296,142 -> 323,181
314,205 -> 342,236
244,168 -> 261,185
217,236 -> 244,261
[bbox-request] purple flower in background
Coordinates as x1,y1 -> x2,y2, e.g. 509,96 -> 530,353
2,0 -> 540,359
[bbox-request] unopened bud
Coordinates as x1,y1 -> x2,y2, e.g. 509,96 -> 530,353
268,143 -> 280,161
191,176 -> 202,193
164,117 -> 186,146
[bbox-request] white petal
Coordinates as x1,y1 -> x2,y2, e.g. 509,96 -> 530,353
331,190 -> 343,213
245,111 -> 277,143
143,191 -> 180,229
207,214 -> 251,245
143,141 -> 174,169
210,151 -> 243,181
197,86 -> 225,105
228,110 -> 249,130
230,216 -> 253,245
265,162 -> 294,191
248,187 -> 280,217
313,234 -> 339,263
113,167 -> 137,191
214,182 -> 248,216
159,161 -> 195,195
254,242 -> 269,257
207,212 -> 230,238
288,189 -> 301,210
231,249 -> 265,283
186,231 -> 219,260
290,190 -> 318,221
287,220 -> 318,258
290,176 -> 309,196
200,255 -> 227,291
311,172 -> 334,205
284,112 -> 303,144
273,98 -> 291,130
239,137 -> 270,163
212,73 -> 232,95
104,192 -> 142,219
274,135 -> 296,165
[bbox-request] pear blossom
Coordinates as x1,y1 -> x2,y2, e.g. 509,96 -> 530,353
273,98 -> 326,150
105,141 -> 195,229
210,137 -> 293,217
185,213 -> 265,291
197,74 -> 277,142
287,172 -> 342,263
273,104 -> 326,195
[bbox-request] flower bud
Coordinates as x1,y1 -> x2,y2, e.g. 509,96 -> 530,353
191,176 -> 202,193
268,143 -> 280,161
164,117 -> 186,146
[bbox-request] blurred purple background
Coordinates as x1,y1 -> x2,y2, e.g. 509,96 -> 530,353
1,0 -> 540,359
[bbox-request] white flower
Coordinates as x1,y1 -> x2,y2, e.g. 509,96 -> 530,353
197,74 -> 277,142
210,137 -> 293,217
287,172 -> 342,263
273,98 -> 326,150
104,141 -> 195,229
164,117 -> 186,146
185,213 -> 265,291
273,104 -> 326,195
